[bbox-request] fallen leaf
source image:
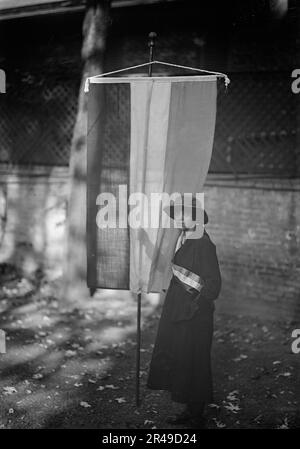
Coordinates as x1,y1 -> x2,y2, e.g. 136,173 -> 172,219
208,403 -> 220,409
144,420 -> 154,425
277,372 -> 292,379
277,417 -> 289,429
213,418 -> 226,428
65,350 -> 77,357
3,387 -> 17,395
227,390 -> 239,401
233,354 -> 248,362
224,402 -> 241,413
80,401 -> 91,408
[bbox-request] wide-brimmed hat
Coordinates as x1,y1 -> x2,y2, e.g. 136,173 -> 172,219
163,196 -> 208,224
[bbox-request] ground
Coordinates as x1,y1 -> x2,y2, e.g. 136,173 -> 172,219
0,264 -> 299,429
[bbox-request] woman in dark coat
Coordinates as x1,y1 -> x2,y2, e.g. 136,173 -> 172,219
146,198 -> 222,427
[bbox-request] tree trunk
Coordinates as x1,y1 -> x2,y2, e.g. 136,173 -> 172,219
63,0 -> 111,304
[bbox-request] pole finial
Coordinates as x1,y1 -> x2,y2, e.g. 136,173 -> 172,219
148,32 -> 157,76
148,31 -> 157,48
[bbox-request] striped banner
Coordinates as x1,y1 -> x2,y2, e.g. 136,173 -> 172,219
87,76 -> 217,293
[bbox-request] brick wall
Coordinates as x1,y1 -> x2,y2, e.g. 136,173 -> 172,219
204,176 -> 300,321
0,168 -> 299,321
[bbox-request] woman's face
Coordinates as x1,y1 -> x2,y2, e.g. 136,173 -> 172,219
174,209 -> 196,230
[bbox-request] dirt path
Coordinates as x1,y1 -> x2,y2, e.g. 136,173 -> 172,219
0,270 -> 299,429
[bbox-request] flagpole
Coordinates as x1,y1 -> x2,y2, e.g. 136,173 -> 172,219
135,31 -> 157,408
148,32 -> 157,77
136,289 -> 141,407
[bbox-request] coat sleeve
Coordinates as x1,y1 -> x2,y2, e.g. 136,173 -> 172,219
195,238 -> 222,301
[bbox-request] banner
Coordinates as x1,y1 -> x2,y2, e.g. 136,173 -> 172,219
87,76 -> 217,293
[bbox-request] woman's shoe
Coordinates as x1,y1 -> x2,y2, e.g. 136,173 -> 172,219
166,408 -> 193,425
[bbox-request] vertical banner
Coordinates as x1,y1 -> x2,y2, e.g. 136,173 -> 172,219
87,82 -> 131,289
86,76 -> 217,293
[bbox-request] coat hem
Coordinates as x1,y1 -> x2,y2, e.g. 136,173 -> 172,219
146,383 -> 213,405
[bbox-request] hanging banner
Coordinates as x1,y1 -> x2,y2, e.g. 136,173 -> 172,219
86,76 -> 217,293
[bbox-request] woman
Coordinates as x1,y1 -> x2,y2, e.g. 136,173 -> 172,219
146,197 -> 222,428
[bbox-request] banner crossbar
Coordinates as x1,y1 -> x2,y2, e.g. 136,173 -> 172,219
84,60 -> 230,92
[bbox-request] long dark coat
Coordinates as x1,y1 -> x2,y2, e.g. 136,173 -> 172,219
146,229 -> 222,404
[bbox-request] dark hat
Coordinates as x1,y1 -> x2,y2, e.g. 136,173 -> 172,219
163,196 -> 208,225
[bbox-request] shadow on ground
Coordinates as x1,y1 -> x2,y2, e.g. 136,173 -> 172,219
0,264 -> 299,429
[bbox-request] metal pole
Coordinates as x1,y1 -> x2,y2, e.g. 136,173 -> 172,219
135,31 -> 157,408
148,31 -> 157,76
136,291 -> 142,407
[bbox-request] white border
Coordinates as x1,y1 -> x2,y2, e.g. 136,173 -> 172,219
85,75 -> 217,91
88,75 -> 217,84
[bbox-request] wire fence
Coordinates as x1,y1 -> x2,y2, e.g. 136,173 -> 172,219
0,69 -> 298,176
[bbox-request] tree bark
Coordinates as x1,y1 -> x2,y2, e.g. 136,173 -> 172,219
63,0 -> 111,304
